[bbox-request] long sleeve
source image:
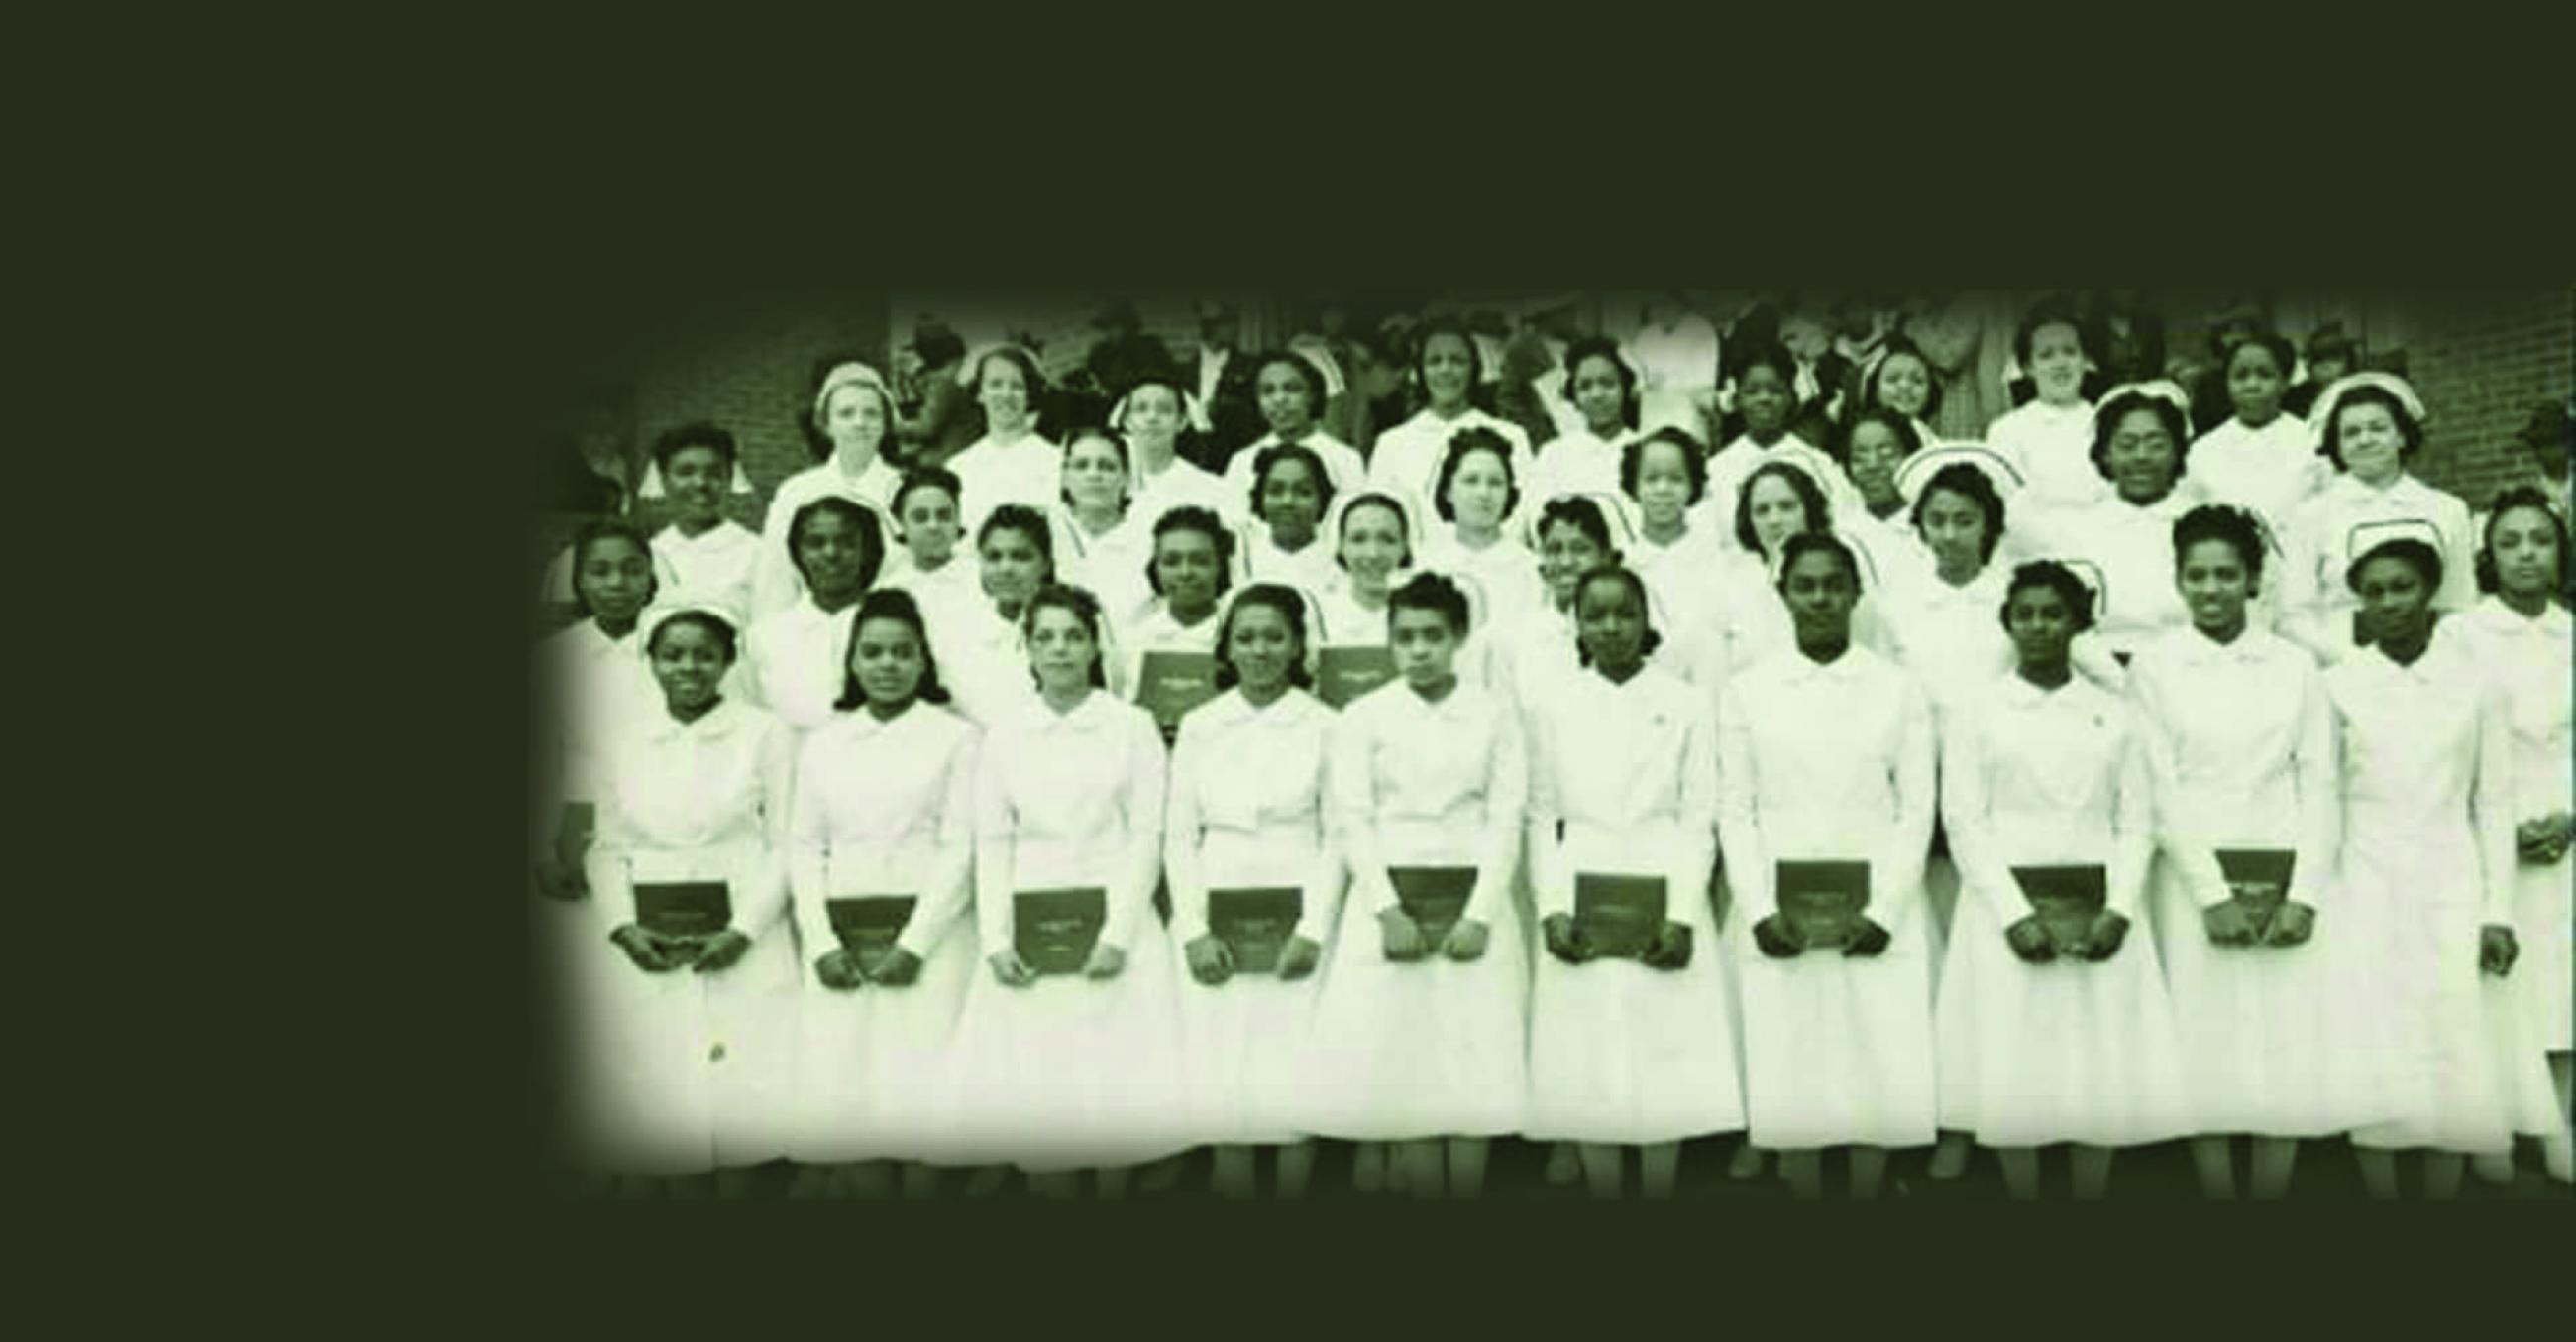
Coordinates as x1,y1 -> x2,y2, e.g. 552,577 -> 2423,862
1713,683 -> 1774,922
2470,681 -> 2519,928
972,730 -> 1018,959
2106,711 -> 2156,919
1329,711 -> 1399,917
1673,696 -> 1721,920
1101,714 -> 1168,954
900,730 -> 981,959
735,720 -> 796,939
1294,825 -> 1344,950
1939,710 -> 2025,928
2275,505 -> 2334,662
2129,658 -> 2232,911
1523,701 -> 1572,919
1871,676 -> 1937,939
584,759 -> 640,940
1163,719 -> 1213,943
750,502 -> 804,622
2433,499 -> 2479,615
2289,664 -> 2341,909
786,740 -> 836,960
1466,705 -> 1526,929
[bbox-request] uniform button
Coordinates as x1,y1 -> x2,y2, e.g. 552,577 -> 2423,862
709,1042 -> 727,1063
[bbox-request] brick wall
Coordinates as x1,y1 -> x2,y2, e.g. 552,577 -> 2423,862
2395,290 -> 2571,508
625,305 -> 889,535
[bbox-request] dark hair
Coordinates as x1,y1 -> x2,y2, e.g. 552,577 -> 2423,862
892,466 -> 963,529
831,588 -> 952,711
1733,340 -> 1800,395
2171,503 -> 2269,585
802,363 -> 898,462
1776,531 -> 1862,594
1020,582 -> 1108,690
912,325 -> 966,369
1621,426 -> 1708,505
1571,563 -> 1663,668
1863,339 -> 1944,422
1212,583 -> 1314,692
1249,349 -> 1330,422
970,346 -> 1048,432
1388,570 -> 1470,638
1145,504 -> 1235,600
1058,425 -> 1132,511
2000,560 -> 2098,634
568,519 -> 659,620
1734,460 -> 1832,555
1561,336 -> 1640,430
646,609 -> 740,662
1412,319 -> 1487,400
1118,372 -> 1192,425
1432,426 -> 1522,523
1832,405 -> 1923,472
2224,331 -> 2298,398
2090,390 -> 2194,483
1536,494 -> 1617,557
2474,486 -> 2569,594
651,420 -> 738,472
2345,538 -> 2443,595
2318,385 -> 2426,471
786,497 -> 889,593
2011,296 -> 2091,371
1908,461 -> 2007,563
1249,441 -> 1336,524
977,503 -> 1055,583
1336,491 -> 1415,571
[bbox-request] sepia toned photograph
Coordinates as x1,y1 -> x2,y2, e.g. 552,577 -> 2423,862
528,289 -> 2572,1203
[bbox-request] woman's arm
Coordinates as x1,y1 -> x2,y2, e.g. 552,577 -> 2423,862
1328,709 -> 1398,915
2470,680 -> 2521,929
1712,683 -> 1773,923
901,728 -> 982,958
2288,661 -> 2342,909
1870,677 -> 1938,938
1522,699 -> 1571,922
1101,712 -> 1169,955
582,751 -> 640,938
1938,705 -> 2023,928
786,738 -> 836,959
2128,656 -> 2230,909
1466,702 -> 1527,929
2106,707 -> 2157,920
1163,717 -> 1212,945
971,727 -> 1018,959
1673,693 -> 1721,917
735,718 -> 797,938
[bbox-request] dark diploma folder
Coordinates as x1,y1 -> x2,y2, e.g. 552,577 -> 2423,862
1209,886 -> 1303,975
1135,651 -> 1221,733
1316,645 -> 1399,709
1774,860 -> 1868,950
2213,848 -> 2296,921
2011,864 -> 2108,951
634,880 -> 731,938
825,895 -> 917,956
1388,865 -> 1477,950
1574,873 -> 1668,959
1014,886 -> 1108,976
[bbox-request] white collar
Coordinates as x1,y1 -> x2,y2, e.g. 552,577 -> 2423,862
643,696 -> 746,744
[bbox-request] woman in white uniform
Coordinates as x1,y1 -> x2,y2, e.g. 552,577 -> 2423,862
2458,490 -> 2576,1183
931,504 -> 1054,730
1117,505 -> 1234,730
1301,572 -> 1529,1198
643,424 -> 764,621
2277,375 -> 2478,666
1414,426 -> 1550,633
1936,561 -> 2194,1199
1986,299 -> 2103,528
2017,383 -> 2215,671
1711,461 -> 1893,677
945,346 -> 1062,536
1236,441 -> 1342,596
2324,530 -> 2538,1198
1528,337 -> 1639,511
1050,426 -> 1153,630
1718,533 -> 1938,1199
1702,343 -> 1857,551
753,360 -> 906,618
2130,505 -> 2368,1199
1623,428 -> 1728,635
582,606 -> 799,1193
1166,583 -> 1343,1199
942,583 -> 1189,1196
1224,349 -> 1367,502
1831,408 -> 1933,595
784,588 -> 981,1199
879,467 -> 979,615
1526,563 -> 1743,1197
1119,374 -> 1239,531
2185,331 -> 2325,531
1367,319 -> 1535,521
742,498 -> 886,735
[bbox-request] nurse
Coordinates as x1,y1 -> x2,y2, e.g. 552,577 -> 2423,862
1117,505 -> 1235,729
1238,441 -> 1342,595
1832,408 -> 1932,595
1050,426 -> 1153,628
753,360 -> 906,618
1224,349 -> 1368,501
1622,427 -> 1728,635
537,521 -> 663,906
1165,583 -> 1343,1199
582,606 -> 799,1194
643,423 -> 764,621
742,498 -> 887,735
2129,505 -> 2362,1199
1527,336 -> 1640,510
1302,572 -> 1530,1198
1710,461 -> 1892,678
1702,342 -> 1857,551
943,582 -> 1188,1197
2185,331 -> 2324,530
1366,319 -> 1536,518
2018,383 -> 2213,670
945,346 -> 1061,535
1525,564 -> 1742,1198
1986,299 -> 2102,523
2277,375 -> 2478,665
879,467 -> 979,613
932,503 -> 1055,730
2324,528 -> 2534,1198
1717,533 -> 1938,1199
784,588 -> 980,1199
2456,490 -> 2575,1183
1935,561 -> 2194,1199
1416,427 -> 1550,631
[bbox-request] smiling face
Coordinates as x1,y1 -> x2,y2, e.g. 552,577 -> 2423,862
2004,582 -> 2078,670
2177,537 -> 2252,639
1538,518 -> 1607,609
977,356 -> 1030,434
664,445 -> 728,529
1845,420 -> 1909,509
1447,447 -> 1512,532
1154,526 -> 1224,618
822,383 -> 888,455
649,620 -> 730,716
577,535 -> 653,627
2335,400 -> 2406,486
1388,605 -> 1460,689
850,615 -> 926,710
2353,552 -> 2432,647
1570,353 -> 1627,434
1575,573 -> 1647,673
1259,455 -> 1324,548
2226,343 -> 2288,426
1421,332 -> 1475,411
1738,363 -> 1794,436
2026,320 -> 2088,406
1226,601 -> 1297,696
794,509 -> 872,607
2107,406 -> 2181,503
1746,473 -> 1809,557
2489,504 -> 2563,601
1916,487 -> 1988,579
1338,501 -> 1407,593
1061,433 -> 1127,513
897,486 -> 960,567
1123,383 -> 1182,451
978,524 -> 1047,615
1875,352 -> 1931,418
1780,547 -> 1858,645
1025,604 -> 1097,695
1256,361 -> 1316,438
1632,438 -> 1693,531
